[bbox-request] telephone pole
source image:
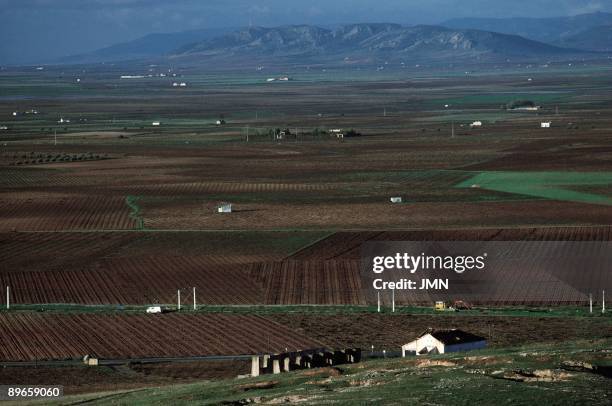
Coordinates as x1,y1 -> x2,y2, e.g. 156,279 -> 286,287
193,287 -> 197,311
177,289 -> 181,310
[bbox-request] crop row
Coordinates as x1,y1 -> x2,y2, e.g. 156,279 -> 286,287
0,313 -> 325,362
0,196 -> 135,231
0,256 -> 266,305
111,181 -> 335,196
249,260 -> 364,305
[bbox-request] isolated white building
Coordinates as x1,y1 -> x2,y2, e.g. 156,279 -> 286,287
152,121 -> 161,126
402,329 -> 487,357
470,121 -> 482,128
541,122 -> 551,128
217,203 -> 232,213
390,197 -> 402,203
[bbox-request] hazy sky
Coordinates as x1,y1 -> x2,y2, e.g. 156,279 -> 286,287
1,0 -> 610,64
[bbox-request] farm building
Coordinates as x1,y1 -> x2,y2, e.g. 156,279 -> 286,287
329,129 -> 344,139
402,329 -> 486,356
470,121 -> 482,128
152,121 -> 161,126
217,203 -> 232,213
541,122 -> 551,128
390,197 -> 402,203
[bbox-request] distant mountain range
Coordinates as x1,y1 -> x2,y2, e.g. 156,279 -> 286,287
172,24 -> 576,64
442,11 -> 612,44
61,28 -> 234,64
557,25 -> 612,52
55,12 -> 612,66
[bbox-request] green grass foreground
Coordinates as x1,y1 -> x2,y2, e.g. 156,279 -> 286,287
27,338 -> 612,406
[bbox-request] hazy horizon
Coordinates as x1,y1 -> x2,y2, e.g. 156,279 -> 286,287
1,0 -> 611,65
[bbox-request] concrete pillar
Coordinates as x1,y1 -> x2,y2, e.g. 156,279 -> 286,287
262,354 -> 270,368
251,356 -> 260,377
295,355 -> 302,366
272,359 -> 281,374
283,357 -> 290,372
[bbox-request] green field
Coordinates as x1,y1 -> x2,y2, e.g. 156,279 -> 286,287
457,171 -> 612,205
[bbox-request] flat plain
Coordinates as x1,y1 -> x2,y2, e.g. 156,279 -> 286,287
1,61 -> 612,396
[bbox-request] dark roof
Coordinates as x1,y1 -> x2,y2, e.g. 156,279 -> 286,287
429,329 -> 486,345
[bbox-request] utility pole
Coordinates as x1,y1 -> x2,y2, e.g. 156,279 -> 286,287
246,125 -> 249,143
6,286 -> 9,310
590,293 -> 593,314
193,287 -> 197,311
377,291 -> 381,313
54,129 -> 57,146
177,289 -> 181,310
451,121 -> 455,138
603,290 -> 606,314
392,289 -> 395,313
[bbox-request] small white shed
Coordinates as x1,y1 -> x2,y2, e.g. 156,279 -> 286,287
390,197 -> 403,203
152,121 -> 161,126
402,329 -> 486,357
217,203 -> 232,213
470,121 -> 482,128
541,122 -> 551,128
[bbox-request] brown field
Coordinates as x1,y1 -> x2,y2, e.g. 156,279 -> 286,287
274,313 -> 612,350
0,313 -> 325,362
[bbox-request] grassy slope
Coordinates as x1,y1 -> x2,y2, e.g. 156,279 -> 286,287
34,338 -> 612,405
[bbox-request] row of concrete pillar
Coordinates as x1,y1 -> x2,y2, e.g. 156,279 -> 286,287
251,348 -> 361,377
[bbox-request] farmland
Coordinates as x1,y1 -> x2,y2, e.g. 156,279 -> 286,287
0,313 -> 325,362
1,60 -> 612,398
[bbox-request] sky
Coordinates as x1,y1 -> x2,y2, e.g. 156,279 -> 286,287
1,0 -> 610,64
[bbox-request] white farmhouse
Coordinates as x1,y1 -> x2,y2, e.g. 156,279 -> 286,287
541,122 -> 551,128
402,329 -> 487,356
